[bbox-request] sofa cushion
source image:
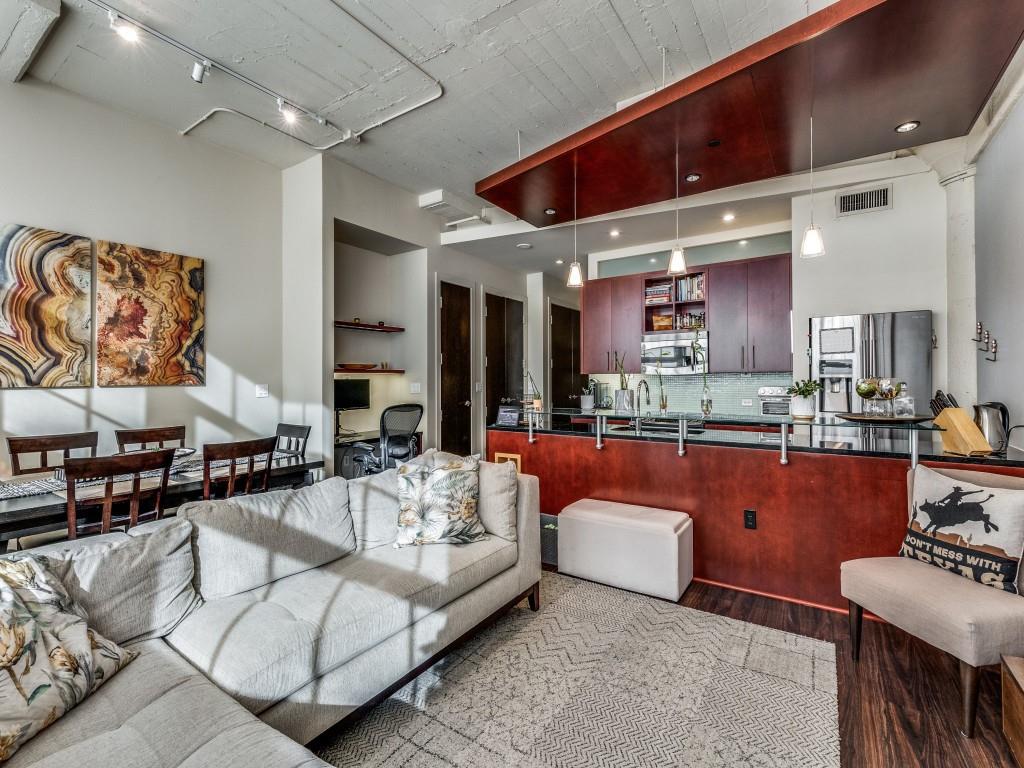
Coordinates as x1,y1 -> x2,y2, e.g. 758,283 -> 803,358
841,556 -> 1024,666
6,640 -> 329,768
0,556 -> 137,763
347,469 -> 399,550
179,477 -> 355,600
902,465 -> 1024,593
26,518 -> 200,644
396,454 -> 487,546
166,536 -> 517,713
406,451 -> 518,541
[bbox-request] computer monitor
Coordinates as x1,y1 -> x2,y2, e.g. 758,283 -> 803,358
334,378 -> 370,411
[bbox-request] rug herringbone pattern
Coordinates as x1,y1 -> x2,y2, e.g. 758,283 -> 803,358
316,573 -> 839,768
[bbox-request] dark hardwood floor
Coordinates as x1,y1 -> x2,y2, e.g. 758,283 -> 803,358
679,581 -> 1012,768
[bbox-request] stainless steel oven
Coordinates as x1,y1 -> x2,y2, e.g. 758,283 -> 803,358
640,331 -> 708,375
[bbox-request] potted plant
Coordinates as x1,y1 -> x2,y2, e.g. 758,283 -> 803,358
787,379 -> 822,419
613,352 -> 633,411
527,371 -> 542,411
580,380 -> 596,411
693,339 -> 712,416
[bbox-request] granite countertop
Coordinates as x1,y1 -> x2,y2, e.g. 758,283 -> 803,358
487,417 -> 1024,469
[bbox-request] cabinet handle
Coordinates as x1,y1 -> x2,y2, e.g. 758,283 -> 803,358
606,351 -> 610,371
741,345 -> 745,370
752,344 -> 756,370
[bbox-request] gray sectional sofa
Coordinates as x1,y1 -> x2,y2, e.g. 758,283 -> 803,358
5,460 -> 540,767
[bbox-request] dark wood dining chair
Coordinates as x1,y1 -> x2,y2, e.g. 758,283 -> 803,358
275,423 -> 311,458
115,425 -> 186,453
202,436 -> 278,500
7,432 -> 98,476
64,448 -> 176,539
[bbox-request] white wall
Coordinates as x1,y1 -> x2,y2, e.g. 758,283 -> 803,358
976,94 -> 1024,444
790,172 -> 948,389
0,78 -> 283,476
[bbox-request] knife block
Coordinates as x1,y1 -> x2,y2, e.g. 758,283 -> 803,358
933,408 -> 993,456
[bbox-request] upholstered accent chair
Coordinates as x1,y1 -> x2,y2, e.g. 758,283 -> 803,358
841,465 -> 1024,738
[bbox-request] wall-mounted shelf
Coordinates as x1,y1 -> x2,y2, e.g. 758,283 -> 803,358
334,320 -> 405,333
335,367 -> 405,375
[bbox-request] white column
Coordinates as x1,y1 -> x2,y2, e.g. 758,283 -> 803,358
940,166 -> 978,406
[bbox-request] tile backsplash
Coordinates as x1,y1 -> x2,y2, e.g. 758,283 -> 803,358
588,372 -> 793,414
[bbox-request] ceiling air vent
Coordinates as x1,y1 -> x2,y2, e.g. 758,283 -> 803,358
835,184 -> 892,217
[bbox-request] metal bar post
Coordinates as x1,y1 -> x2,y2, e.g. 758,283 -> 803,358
910,429 -> 918,468
780,424 -> 789,465
596,415 -> 604,450
528,411 -> 536,444
678,418 -> 687,457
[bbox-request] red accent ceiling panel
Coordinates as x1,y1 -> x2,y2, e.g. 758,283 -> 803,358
476,0 -> 1024,227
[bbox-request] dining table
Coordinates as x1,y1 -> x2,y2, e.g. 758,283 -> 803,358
0,453 -> 325,553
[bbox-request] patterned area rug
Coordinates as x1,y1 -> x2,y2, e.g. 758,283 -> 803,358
315,572 -> 839,767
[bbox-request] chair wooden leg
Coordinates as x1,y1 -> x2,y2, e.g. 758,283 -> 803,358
848,600 -> 863,662
527,581 -> 540,612
960,660 -> 980,738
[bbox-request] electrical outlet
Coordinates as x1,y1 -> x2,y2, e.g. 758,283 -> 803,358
741,398 -> 753,407
744,509 -> 757,529
409,382 -> 422,394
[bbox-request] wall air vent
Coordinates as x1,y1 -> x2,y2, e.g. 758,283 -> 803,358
835,184 -> 892,217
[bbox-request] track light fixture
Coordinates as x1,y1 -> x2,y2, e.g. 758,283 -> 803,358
108,11 -> 139,42
277,98 -> 298,125
191,60 -> 211,84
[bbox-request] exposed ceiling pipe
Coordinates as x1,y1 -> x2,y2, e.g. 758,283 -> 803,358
87,0 -> 444,148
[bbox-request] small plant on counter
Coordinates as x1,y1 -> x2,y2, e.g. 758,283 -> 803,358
786,380 -> 823,398
614,351 -> 630,391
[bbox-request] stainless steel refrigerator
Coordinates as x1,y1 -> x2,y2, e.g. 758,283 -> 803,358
809,311 -> 933,414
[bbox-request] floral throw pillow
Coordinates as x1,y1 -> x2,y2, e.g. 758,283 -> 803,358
395,454 -> 488,546
0,556 -> 137,761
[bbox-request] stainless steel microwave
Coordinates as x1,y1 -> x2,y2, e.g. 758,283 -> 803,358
640,331 -> 708,376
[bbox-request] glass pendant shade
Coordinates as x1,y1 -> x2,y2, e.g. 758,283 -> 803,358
566,260 -> 584,288
667,245 -> 687,275
800,223 -> 825,259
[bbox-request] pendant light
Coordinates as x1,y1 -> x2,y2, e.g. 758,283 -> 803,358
567,156 -> 584,288
800,49 -> 825,260
667,138 -> 687,275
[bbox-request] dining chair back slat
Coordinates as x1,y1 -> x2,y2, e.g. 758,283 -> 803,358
202,436 -> 278,500
7,432 -> 99,476
115,425 -> 186,453
275,423 -> 311,458
64,448 -> 175,539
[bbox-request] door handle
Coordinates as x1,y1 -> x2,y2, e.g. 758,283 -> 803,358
463,401 -> 472,407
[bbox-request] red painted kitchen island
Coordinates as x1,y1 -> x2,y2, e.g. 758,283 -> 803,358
488,414 -> 1024,612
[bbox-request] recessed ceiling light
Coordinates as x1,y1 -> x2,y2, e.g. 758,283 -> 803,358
722,212 -> 736,223
895,120 -> 921,134
685,173 -> 702,183
515,242 -> 532,250
544,208 -> 556,215
555,259 -> 564,265
739,239 -> 748,245
609,228 -> 620,238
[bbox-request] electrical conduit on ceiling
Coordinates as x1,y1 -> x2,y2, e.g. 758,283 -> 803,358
83,0 -> 442,149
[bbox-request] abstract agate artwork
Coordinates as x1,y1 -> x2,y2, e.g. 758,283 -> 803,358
0,224 -> 92,388
96,241 -> 205,387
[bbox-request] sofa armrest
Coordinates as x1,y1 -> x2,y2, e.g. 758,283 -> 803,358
515,474 -> 541,595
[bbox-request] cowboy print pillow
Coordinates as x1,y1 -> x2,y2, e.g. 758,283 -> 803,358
901,465 -> 1024,593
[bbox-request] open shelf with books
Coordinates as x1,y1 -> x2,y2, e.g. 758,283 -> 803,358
642,269 -> 707,333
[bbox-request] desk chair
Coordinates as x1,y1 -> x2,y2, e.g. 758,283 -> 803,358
353,404 -> 423,476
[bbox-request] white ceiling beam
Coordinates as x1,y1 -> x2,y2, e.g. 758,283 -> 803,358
0,0 -> 59,83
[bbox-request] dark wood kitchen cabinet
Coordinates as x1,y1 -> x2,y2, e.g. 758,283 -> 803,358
580,274 -> 642,373
707,254 -> 791,373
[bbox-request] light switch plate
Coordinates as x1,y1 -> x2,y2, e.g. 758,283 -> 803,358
409,382 -> 422,394
255,384 -> 270,399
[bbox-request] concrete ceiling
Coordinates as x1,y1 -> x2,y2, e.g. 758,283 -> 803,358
23,0 -> 839,204
445,192 -> 793,277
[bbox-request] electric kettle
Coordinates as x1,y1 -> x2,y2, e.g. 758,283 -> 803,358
974,402 -> 1010,453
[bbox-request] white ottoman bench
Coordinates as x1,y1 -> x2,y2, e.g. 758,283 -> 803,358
557,498 -> 693,601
